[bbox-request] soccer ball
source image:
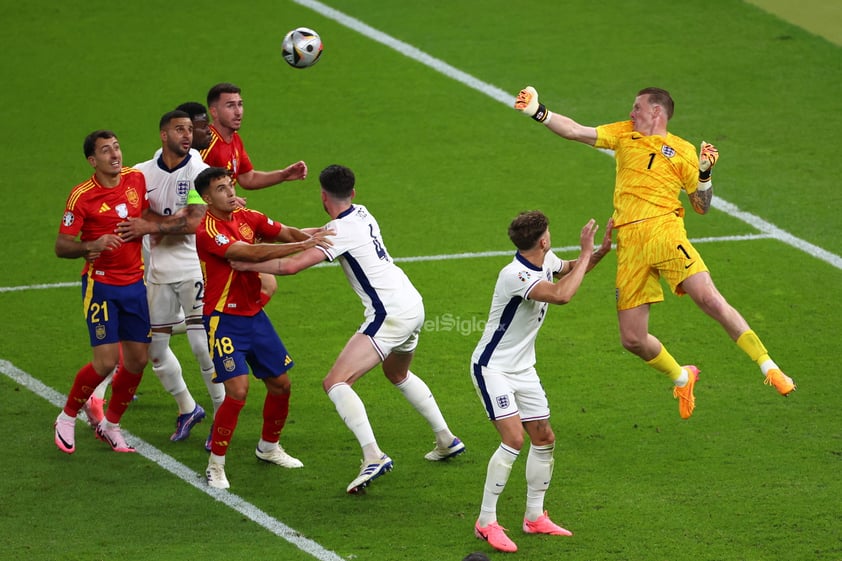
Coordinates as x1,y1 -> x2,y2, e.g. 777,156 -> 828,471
281,27 -> 323,68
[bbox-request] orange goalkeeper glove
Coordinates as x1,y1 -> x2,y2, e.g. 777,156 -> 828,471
514,86 -> 550,123
699,141 -> 718,181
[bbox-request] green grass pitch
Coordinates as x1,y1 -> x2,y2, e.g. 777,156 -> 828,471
1,1 -> 840,560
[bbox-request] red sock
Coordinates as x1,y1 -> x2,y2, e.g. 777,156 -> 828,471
211,396 -> 246,456
261,391 -> 290,443
64,363 -> 104,416
105,365 -> 143,423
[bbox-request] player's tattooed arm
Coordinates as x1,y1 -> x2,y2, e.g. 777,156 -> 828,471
688,187 -> 712,215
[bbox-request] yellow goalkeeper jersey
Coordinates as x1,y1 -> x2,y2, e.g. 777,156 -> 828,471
594,120 -> 699,228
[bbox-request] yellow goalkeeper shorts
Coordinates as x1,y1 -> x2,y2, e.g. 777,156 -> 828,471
614,212 -> 708,311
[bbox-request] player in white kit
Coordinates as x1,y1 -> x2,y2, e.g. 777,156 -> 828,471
117,110 -> 224,442
231,164 -> 464,494
471,211 -> 612,553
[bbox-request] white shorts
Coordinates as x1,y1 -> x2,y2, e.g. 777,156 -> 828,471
146,278 -> 204,328
361,304 -> 424,360
471,364 -> 550,422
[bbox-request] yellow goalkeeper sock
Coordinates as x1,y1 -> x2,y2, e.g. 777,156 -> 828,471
645,346 -> 684,382
736,330 -> 770,365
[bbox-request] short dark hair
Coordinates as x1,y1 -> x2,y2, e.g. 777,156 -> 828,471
83,130 -> 117,158
508,210 -> 549,251
159,110 -> 191,130
175,101 -> 208,121
637,87 -> 674,120
319,164 -> 356,199
462,553 -> 492,561
207,82 -> 241,106
195,166 -> 231,196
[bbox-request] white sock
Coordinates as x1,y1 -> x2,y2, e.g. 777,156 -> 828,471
186,324 -> 224,413
478,443 -> 519,526
759,359 -> 779,376
395,371 -> 453,446
258,438 -> 278,451
673,368 -> 689,387
150,332 -> 194,414
525,443 -> 555,521
327,383 -> 381,460
209,452 -> 225,465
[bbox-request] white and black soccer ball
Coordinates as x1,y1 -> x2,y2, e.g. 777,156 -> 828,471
281,27 -> 323,69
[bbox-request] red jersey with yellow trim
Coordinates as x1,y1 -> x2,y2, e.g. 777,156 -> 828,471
594,120 -> 699,228
196,207 -> 283,317
200,125 -> 254,184
58,167 -> 148,285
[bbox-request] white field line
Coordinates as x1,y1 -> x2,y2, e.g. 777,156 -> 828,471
0,233 -> 774,293
292,0 -> 842,272
0,358 -> 345,561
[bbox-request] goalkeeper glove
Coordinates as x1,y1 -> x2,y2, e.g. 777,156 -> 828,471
699,141 -> 718,181
515,86 -> 551,123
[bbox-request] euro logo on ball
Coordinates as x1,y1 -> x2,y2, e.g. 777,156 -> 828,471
281,27 -> 323,69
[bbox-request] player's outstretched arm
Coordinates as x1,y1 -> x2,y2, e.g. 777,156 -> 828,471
116,204 -> 207,240
272,225 -> 333,245
237,161 -> 308,190
230,246 -> 327,276
514,86 -> 598,145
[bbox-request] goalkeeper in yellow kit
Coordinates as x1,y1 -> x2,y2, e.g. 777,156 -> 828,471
514,86 -> 794,419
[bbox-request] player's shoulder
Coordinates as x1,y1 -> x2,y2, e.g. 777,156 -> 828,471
667,132 -> 695,154
121,166 -> 147,185
597,120 -> 634,135
186,151 -> 209,172
132,157 -> 156,173
500,255 -> 540,284
66,176 -> 97,204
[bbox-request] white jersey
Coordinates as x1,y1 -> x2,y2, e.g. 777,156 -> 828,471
133,151 -> 208,284
471,251 -> 564,372
317,204 -> 422,321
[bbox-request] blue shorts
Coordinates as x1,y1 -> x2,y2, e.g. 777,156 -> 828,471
204,310 -> 294,383
81,276 -> 151,346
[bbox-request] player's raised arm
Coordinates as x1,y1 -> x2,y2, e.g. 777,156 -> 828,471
687,141 -> 718,215
527,219 -> 598,305
514,86 -> 598,145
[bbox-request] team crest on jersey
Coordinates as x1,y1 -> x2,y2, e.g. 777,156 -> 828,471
223,356 -> 236,372
95,324 -> 106,340
496,395 -> 510,409
176,180 -> 190,198
214,233 -> 230,246
115,203 -> 129,219
661,145 -> 676,158
517,270 -> 532,283
125,187 -> 139,207
238,223 -> 254,241
62,211 -> 74,227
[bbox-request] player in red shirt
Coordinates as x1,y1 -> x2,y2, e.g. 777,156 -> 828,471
194,166 -> 331,489
53,130 -> 151,455
201,82 -> 308,308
